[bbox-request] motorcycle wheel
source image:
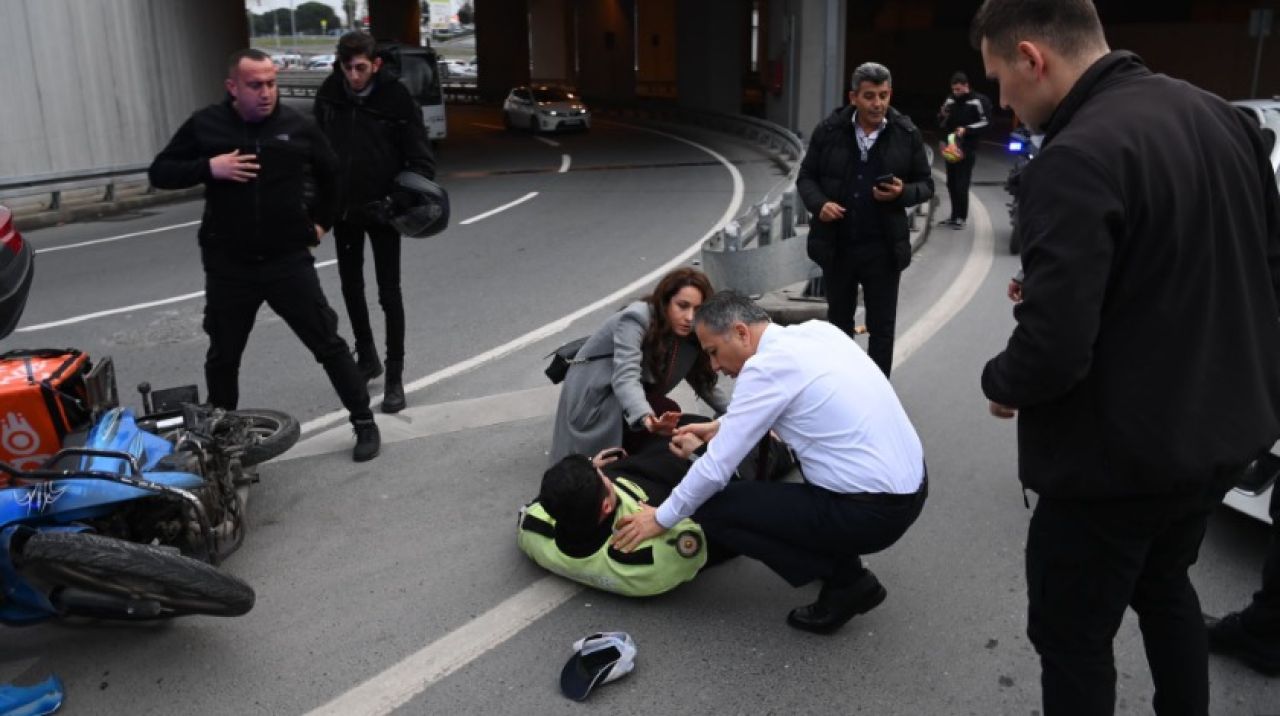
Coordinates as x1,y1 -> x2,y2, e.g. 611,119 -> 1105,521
228,409 -> 301,467
17,532 -> 254,619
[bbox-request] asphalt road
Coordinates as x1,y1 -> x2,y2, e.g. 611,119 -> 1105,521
2,117 -> 1277,715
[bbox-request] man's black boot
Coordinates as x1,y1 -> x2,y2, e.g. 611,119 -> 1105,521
1206,611 -> 1280,676
787,571 -> 887,635
352,418 -> 381,462
381,360 -> 406,414
354,342 -> 383,381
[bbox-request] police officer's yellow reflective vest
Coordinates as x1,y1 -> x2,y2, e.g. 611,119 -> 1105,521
517,477 -> 707,597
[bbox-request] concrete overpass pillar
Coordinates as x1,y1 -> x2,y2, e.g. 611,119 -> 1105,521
476,0 -> 531,102
782,0 -> 845,138
574,0 -> 636,103
368,0 -> 420,45
676,0 -> 747,114
530,0 -> 573,84
635,0 -> 677,100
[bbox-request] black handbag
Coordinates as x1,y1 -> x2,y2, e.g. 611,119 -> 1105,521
544,337 -> 610,384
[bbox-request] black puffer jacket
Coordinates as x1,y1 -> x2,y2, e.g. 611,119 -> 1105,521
314,69 -> 436,215
797,106 -> 934,270
981,51 -> 1280,499
149,99 -> 339,261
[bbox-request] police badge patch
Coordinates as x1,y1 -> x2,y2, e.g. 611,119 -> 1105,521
672,530 -> 702,558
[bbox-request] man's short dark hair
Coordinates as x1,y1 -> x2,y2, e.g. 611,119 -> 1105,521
227,48 -> 272,77
694,290 -> 771,336
950,71 -> 969,85
850,62 -> 892,91
970,0 -> 1106,59
539,455 -> 608,533
337,31 -> 378,66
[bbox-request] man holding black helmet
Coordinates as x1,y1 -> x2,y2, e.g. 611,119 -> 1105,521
315,31 -> 437,414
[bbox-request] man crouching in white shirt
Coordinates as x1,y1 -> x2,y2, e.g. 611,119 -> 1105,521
613,290 -> 927,634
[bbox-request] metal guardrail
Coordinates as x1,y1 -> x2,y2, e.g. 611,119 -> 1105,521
0,164 -> 154,209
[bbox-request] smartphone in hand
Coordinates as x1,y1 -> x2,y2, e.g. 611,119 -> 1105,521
874,173 -> 896,188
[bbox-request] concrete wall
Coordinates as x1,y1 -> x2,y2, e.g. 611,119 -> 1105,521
476,0 -> 531,102
675,0 -> 746,114
635,0 -> 677,99
575,0 -> 635,102
530,0 -> 572,83
0,0 -> 246,181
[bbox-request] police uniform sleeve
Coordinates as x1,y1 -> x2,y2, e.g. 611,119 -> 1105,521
148,116 -> 211,190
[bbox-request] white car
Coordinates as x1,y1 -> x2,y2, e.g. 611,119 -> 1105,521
503,86 -> 590,133
1221,99 -> 1280,525
306,54 -> 335,71
442,58 -> 477,80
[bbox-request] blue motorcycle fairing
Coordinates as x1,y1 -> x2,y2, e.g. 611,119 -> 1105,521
0,674 -> 64,716
0,472 -> 205,527
79,408 -> 173,473
0,524 -> 85,624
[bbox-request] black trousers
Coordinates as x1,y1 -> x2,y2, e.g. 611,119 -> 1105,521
1025,471 -> 1237,716
202,252 -> 372,422
945,151 -> 976,221
692,471 -> 926,587
823,242 -> 901,377
334,218 -> 405,364
1241,485 -> 1280,636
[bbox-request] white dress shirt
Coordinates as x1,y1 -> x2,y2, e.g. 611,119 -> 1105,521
655,321 -> 925,528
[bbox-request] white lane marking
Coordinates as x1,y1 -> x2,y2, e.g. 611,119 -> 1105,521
300,121 -> 744,436
893,174 -> 994,370
534,136 -> 560,148
472,122 -> 505,130
458,192 -> 539,225
300,183 -> 999,716
34,220 -> 201,254
558,154 -> 571,173
303,577 -> 581,716
16,291 -> 207,332
16,259 -> 339,332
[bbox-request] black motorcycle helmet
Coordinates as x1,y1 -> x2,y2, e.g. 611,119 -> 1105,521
385,171 -> 450,239
0,207 -> 34,339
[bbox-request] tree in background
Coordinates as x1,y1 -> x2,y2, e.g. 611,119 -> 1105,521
294,2 -> 340,34
457,2 -> 474,25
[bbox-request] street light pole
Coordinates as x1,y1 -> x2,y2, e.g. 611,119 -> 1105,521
290,0 -> 298,39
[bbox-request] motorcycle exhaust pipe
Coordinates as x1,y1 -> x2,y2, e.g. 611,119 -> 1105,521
54,587 -> 163,619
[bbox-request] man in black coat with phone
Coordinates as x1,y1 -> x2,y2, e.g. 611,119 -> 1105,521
797,62 -> 934,377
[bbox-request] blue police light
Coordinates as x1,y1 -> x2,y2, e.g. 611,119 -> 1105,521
1008,140 -> 1024,153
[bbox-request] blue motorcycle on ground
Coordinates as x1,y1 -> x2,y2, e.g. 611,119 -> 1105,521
0,369 -> 298,624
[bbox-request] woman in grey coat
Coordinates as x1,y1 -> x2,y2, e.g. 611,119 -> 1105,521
549,268 -> 730,463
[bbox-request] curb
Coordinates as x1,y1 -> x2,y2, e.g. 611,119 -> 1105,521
756,195 -> 938,325
12,187 -> 205,233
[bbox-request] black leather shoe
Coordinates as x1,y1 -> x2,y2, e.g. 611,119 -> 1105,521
1206,612 -> 1280,676
787,574 -> 887,635
355,344 -> 383,381
352,418 -> 381,462
381,361 -> 405,414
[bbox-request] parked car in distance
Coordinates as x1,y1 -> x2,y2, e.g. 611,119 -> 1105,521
0,206 -> 35,335
306,54 -> 335,71
1220,98 -> 1280,525
503,86 -> 590,133
442,58 -> 477,80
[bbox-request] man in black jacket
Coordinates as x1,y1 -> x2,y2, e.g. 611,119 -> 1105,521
937,71 -> 991,229
797,62 -> 934,377
974,0 -> 1280,713
150,48 -> 381,463
314,33 -> 436,414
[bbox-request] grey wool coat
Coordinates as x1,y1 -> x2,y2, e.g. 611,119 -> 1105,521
549,301 -> 731,464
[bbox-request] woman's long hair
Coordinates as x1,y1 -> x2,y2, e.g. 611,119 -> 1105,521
642,268 -> 717,396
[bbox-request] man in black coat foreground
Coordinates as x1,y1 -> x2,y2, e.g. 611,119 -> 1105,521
150,48 -> 381,463
975,0 -> 1280,713
314,32 -> 437,414
797,62 -> 934,377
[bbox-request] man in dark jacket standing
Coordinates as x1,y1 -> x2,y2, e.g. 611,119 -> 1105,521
937,71 -> 991,229
974,0 -> 1280,713
797,62 -> 934,377
314,32 -> 436,414
150,48 -> 381,463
